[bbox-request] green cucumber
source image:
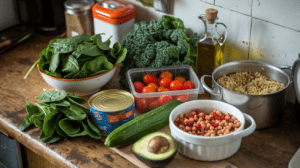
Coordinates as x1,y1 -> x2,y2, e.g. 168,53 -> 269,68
104,100 -> 182,147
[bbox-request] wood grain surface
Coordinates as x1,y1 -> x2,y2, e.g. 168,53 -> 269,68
0,34 -> 299,168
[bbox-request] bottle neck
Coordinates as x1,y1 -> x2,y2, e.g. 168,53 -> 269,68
205,22 -> 216,38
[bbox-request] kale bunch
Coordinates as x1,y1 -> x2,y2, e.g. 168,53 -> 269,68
119,15 -> 200,87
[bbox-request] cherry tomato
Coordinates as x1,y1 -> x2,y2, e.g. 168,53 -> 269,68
158,95 -> 173,105
133,81 -> 145,93
175,95 -> 189,103
135,98 -> 147,111
174,76 -> 186,84
145,97 -> 157,104
156,78 -> 162,86
142,86 -> 156,93
148,100 -> 160,110
143,74 -> 157,85
147,83 -> 158,91
162,88 -> 170,92
156,86 -> 166,92
170,80 -> 183,90
159,78 -> 172,88
159,71 -> 173,80
183,81 -> 195,90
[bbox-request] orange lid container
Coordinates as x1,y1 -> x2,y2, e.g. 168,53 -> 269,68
92,0 -> 136,25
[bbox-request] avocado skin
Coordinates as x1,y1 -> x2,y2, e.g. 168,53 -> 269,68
133,148 -> 177,168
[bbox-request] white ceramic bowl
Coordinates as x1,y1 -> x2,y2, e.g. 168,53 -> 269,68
38,64 -> 117,96
169,100 -> 256,161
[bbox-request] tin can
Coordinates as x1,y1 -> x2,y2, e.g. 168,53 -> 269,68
88,89 -> 135,136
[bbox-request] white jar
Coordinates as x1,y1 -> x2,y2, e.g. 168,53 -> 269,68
92,0 -> 135,47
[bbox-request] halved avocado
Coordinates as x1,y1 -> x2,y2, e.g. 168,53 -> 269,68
132,132 -> 177,168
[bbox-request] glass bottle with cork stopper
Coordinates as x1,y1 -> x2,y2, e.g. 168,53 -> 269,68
196,8 -> 227,85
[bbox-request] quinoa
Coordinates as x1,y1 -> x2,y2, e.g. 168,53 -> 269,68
216,72 -> 285,95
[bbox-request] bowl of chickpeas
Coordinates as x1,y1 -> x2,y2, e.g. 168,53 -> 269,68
169,100 -> 256,161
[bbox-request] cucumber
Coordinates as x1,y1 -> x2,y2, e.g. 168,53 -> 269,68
104,100 -> 182,147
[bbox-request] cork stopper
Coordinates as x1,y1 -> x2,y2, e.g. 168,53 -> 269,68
206,8 -> 218,24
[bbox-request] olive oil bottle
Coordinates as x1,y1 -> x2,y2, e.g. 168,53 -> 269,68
196,9 -> 227,84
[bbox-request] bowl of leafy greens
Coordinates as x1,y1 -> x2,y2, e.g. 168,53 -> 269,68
25,34 -> 127,96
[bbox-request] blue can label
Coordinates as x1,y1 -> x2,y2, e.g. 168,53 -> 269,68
90,103 -> 135,136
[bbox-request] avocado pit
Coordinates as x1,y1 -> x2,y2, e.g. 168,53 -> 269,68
148,136 -> 170,154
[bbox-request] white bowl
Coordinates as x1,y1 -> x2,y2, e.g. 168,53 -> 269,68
169,100 -> 256,161
38,64 -> 117,96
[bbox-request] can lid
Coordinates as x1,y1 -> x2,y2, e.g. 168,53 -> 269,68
65,0 -> 95,14
92,0 -> 135,24
89,89 -> 134,112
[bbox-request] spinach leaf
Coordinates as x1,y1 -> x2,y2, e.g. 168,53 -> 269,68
77,43 -> 104,56
58,103 -> 87,121
72,51 -> 81,59
43,109 -> 60,137
77,56 -> 95,68
61,54 -> 80,74
110,42 -> 121,58
49,53 -> 60,73
72,70 -> 87,79
66,93 -> 87,104
103,61 -> 113,70
103,36 -> 113,48
58,118 -> 81,136
49,100 -> 71,109
86,117 -> 101,139
53,43 -> 78,54
63,72 -> 76,79
45,70 -> 62,78
55,114 -> 69,140
80,119 -> 101,139
40,131 -> 61,144
115,48 -> 127,65
69,35 -> 90,44
94,35 -> 110,51
19,122 -> 31,131
30,103 -> 53,128
85,56 -> 108,76
36,90 -> 67,103
88,70 -> 107,77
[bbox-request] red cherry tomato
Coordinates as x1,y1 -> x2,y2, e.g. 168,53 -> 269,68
133,81 -> 145,93
147,83 -> 158,91
148,100 -> 160,110
142,86 -> 156,93
156,86 -> 166,92
183,81 -> 195,90
156,78 -> 162,86
143,74 -> 157,84
160,78 -> 172,88
135,98 -> 147,111
145,97 -> 157,104
162,88 -> 170,92
170,80 -> 183,90
158,95 -> 173,105
159,71 -> 173,80
174,76 -> 186,84
175,95 -> 189,103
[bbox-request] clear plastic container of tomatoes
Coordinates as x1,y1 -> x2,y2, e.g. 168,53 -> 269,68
126,65 -> 204,112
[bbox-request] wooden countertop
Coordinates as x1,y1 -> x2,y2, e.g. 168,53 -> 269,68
0,34 -> 299,168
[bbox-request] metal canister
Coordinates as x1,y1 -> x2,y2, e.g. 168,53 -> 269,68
88,89 -> 135,136
64,0 -> 95,37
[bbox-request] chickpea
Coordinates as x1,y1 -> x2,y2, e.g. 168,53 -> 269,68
206,123 -> 211,128
206,132 -> 211,136
192,127 -> 197,131
225,122 -> 229,126
219,134 -> 223,136
218,126 -> 222,130
234,128 -> 239,131
201,123 -> 206,128
199,112 -> 204,117
189,118 -> 194,122
191,131 -> 197,134
215,120 -> 220,123
204,134 -> 209,137
201,127 -> 205,132
184,118 -> 189,123
191,111 -> 197,115
225,112 -> 230,116
179,114 -> 184,118
211,134 -> 216,137
205,120 -> 209,124
206,116 -> 211,120
194,115 -> 199,120
229,123 -> 234,127
227,126 -> 232,130
217,130 -> 222,135
225,116 -> 230,120
232,116 -> 236,120
199,117 -> 203,121
215,127 -> 218,131
197,130 -> 201,135
210,130 -> 216,134
236,122 -> 241,127
175,118 -> 180,122
210,126 -> 214,130
179,125 -> 184,129
188,131 -> 192,134
219,122 -> 224,126
186,126 -> 191,131
185,114 -> 189,118
234,120 -> 239,124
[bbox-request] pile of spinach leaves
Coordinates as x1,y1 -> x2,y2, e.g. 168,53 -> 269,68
24,34 -> 127,79
20,90 -> 101,143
